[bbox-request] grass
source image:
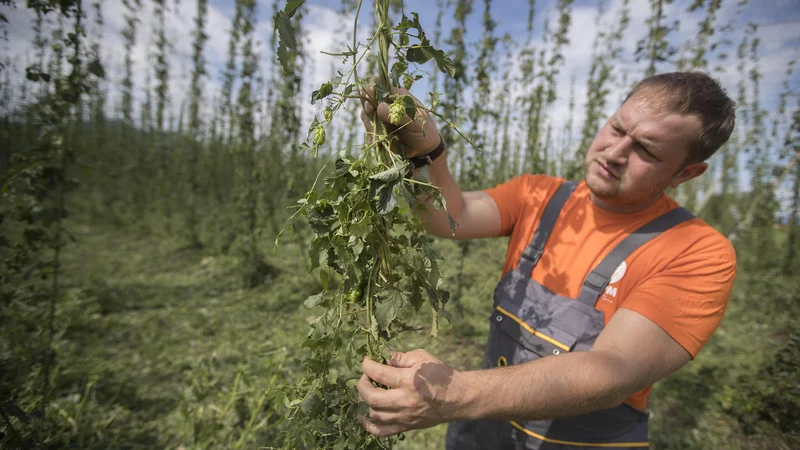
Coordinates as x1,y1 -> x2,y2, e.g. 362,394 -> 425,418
48,220 -> 318,448
5,217 -> 796,449
42,219 -> 506,449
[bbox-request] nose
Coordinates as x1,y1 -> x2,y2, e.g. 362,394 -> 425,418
605,136 -> 632,166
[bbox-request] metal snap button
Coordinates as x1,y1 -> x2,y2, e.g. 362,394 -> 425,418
496,315 -> 503,322
552,349 -> 560,355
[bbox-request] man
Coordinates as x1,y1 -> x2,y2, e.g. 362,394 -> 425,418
356,72 -> 737,449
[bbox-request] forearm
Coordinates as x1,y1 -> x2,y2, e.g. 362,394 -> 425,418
451,351 -> 632,422
414,152 -> 465,238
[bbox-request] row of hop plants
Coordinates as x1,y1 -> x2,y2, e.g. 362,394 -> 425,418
1,0 -> 106,447
5,0 -> 795,256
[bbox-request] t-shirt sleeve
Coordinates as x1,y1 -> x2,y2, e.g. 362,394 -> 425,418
483,174 -> 556,237
620,233 -> 737,358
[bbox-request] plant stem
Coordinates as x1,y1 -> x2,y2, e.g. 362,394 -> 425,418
372,0 -> 391,165
365,258 -> 381,359
353,0 -> 363,84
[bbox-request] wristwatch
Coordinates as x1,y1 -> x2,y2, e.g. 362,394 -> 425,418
408,135 -> 446,168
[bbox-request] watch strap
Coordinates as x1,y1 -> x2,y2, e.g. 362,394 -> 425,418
408,135 -> 445,168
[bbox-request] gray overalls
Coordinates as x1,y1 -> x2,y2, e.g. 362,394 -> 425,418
445,181 -> 694,449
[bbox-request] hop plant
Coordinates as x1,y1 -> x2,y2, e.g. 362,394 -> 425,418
403,74 -> 414,90
389,99 -> 405,125
313,125 -> 326,145
273,2 -> 458,448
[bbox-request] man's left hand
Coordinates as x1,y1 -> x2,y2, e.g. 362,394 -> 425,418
357,349 -> 463,437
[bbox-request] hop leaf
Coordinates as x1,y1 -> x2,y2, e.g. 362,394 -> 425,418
87,59 -> 105,78
369,166 -> 402,183
389,100 -> 405,125
274,11 -> 297,72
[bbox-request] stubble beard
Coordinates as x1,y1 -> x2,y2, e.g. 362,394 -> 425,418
584,158 -> 621,199
584,160 -> 664,209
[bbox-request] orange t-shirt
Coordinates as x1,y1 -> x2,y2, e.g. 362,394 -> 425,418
484,175 -> 737,410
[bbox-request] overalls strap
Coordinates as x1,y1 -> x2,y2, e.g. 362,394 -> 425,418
576,207 -> 696,307
517,180 -> 579,276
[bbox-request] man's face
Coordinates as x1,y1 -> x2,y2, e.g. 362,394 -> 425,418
583,94 -> 707,211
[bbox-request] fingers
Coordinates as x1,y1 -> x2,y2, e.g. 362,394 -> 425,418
359,81 -> 439,156
360,83 -> 378,113
360,84 -> 426,129
357,373 -> 410,411
356,372 -> 412,436
360,110 -> 374,134
360,103 -> 399,137
358,415 -> 405,437
388,349 -> 436,368
360,82 -> 415,107
365,409 -> 403,425
362,357 -> 404,388
375,102 -> 392,124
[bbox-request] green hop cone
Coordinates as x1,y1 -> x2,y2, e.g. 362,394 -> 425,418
313,125 -> 326,146
347,289 -> 360,304
389,100 -> 405,126
400,33 -> 409,46
403,74 -> 414,90
323,107 -> 333,122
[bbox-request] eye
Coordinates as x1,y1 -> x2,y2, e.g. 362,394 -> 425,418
636,143 -> 658,161
611,125 -> 624,136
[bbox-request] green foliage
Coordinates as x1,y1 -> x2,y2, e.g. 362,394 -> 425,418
275,0 -> 305,73
1,0 -> 104,446
231,0 -> 274,288
152,0 -> 169,134
784,105 -> 800,274
723,327 -> 800,437
176,359 -> 287,449
120,0 -> 140,129
442,0 -> 472,182
650,271 -> 800,450
517,0 -> 574,176
273,1 -> 457,447
185,0 -> 208,248
565,0 -> 629,180
465,0 -> 497,187
636,0 -> 678,76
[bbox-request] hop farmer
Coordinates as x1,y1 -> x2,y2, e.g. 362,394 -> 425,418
357,72 -> 737,449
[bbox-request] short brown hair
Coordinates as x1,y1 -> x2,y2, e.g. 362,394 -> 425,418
625,72 -> 736,163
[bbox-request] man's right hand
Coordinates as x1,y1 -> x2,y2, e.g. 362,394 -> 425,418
360,85 -> 441,159
359,83 -> 504,241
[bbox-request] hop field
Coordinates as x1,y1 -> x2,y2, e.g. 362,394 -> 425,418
1,0 -> 799,449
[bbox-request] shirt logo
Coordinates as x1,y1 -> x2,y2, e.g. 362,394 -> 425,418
610,261 -> 627,284
603,261 -> 627,299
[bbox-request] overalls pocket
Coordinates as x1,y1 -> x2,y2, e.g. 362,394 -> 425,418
486,279 -> 588,368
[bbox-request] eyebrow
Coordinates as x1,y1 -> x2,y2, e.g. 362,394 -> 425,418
611,116 -> 662,155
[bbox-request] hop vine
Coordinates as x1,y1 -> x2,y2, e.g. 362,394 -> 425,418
274,1 -> 458,448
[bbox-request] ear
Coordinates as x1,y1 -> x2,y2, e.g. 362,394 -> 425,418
670,162 -> 707,189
